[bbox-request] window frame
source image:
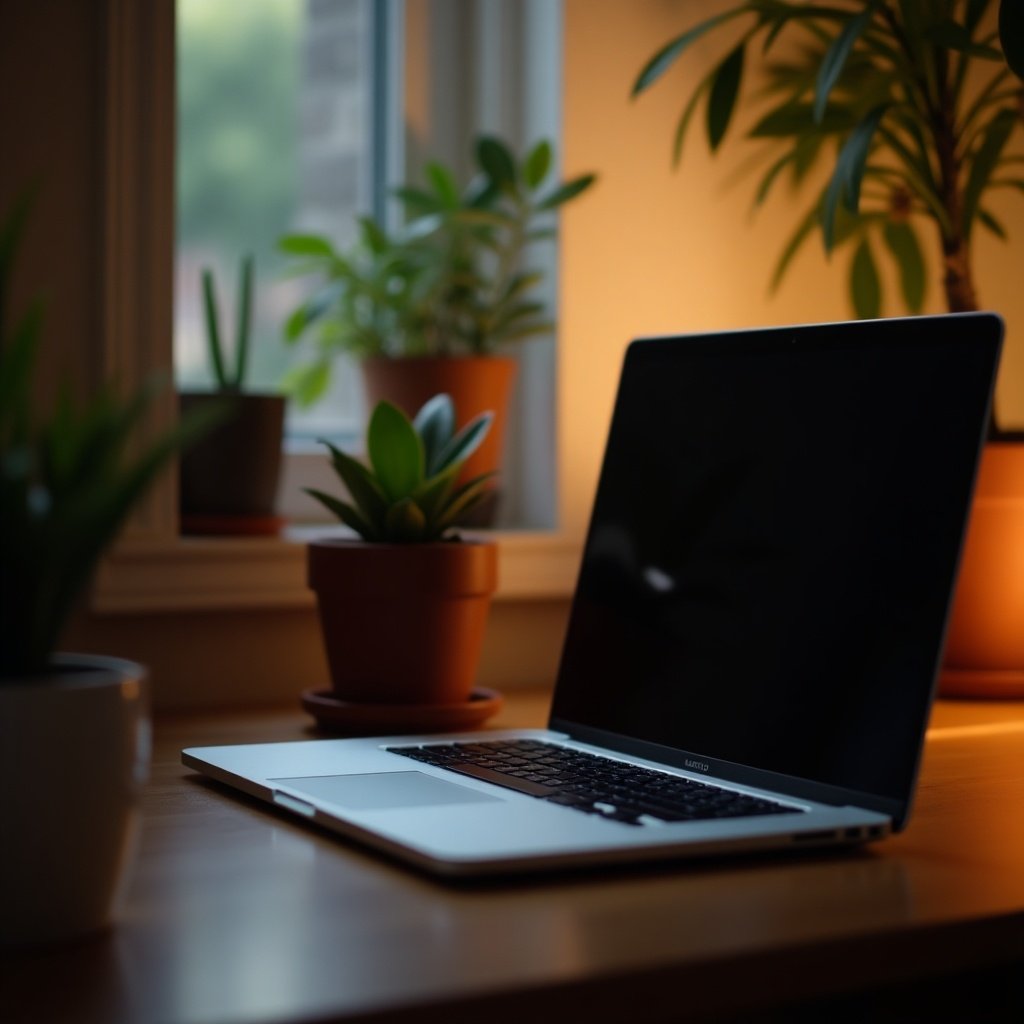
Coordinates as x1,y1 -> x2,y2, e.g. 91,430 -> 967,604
93,0 -> 581,615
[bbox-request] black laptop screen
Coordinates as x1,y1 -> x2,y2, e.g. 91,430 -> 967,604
551,316 -> 1000,810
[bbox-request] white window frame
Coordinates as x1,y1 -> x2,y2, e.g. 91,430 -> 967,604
93,0 -> 581,614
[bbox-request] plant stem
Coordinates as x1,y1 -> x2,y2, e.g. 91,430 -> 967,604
932,52 -> 979,314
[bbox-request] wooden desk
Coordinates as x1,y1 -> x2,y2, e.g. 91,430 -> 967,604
3,692 -> 1024,1024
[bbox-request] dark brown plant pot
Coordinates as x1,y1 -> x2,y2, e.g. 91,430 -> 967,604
307,538 -> 498,705
361,355 -> 516,526
179,392 -> 285,534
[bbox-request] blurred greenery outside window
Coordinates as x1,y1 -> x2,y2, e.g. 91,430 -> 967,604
175,0 -> 371,443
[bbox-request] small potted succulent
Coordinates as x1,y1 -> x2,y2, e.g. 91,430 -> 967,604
280,135 -> 596,522
302,393 -> 499,728
179,254 -> 286,535
0,196 -> 210,945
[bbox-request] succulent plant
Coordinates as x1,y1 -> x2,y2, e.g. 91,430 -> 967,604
201,254 -> 254,392
306,394 -> 494,542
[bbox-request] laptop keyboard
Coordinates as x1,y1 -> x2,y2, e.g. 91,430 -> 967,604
386,739 -> 801,827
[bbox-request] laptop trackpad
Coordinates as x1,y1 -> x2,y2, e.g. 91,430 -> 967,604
273,771 -> 504,810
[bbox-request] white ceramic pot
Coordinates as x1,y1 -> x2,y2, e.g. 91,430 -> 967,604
0,654 -> 149,947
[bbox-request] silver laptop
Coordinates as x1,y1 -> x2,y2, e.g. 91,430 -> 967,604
184,313 -> 1002,876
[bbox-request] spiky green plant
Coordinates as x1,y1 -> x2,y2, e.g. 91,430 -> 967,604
306,394 -> 494,542
201,254 -> 254,392
0,195 -> 215,678
632,0 -> 1024,320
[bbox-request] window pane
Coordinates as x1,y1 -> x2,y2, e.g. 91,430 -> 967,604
175,0 -> 372,441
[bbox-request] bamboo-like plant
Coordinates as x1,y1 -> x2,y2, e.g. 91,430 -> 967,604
306,394 -> 493,543
0,196 -> 214,677
632,0 -> 1024,319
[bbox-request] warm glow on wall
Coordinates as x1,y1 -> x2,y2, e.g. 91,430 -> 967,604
943,445 -> 1024,697
559,0 -> 1024,537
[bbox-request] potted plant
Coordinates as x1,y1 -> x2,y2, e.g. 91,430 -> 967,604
179,254 -> 287,536
279,135 -> 596,523
301,393 -> 502,733
0,197 -> 210,945
632,0 -> 1024,696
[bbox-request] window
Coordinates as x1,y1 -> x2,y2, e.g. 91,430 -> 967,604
174,0 -> 563,529
92,0 -> 580,615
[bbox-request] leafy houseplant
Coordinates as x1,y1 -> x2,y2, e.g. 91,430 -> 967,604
632,0 -> 1024,322
280,136 -> 596,374
0,196 -> 209,945
304,394 -> 500,717
279,135 -> 596,524
179,254 -> 287,535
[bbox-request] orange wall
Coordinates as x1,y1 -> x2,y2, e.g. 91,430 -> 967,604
559,0 -> 1024,536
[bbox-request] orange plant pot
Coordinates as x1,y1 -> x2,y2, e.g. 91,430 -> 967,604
941,441 -> 1024,698
361,355 -> 516,488
307,538 -> 498,705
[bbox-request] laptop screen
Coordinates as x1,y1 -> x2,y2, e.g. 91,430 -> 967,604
551,315 -> 1001,816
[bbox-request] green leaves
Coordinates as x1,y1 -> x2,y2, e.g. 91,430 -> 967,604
523,140 -> 552,189
707,44 -> 745,151
477,136 -> 517,190
962,108 -> 1018,239
882,221 -> 926,312
368,401 -> 424,502
631,7 -> 749,96
814,4 -> 874,123
200,255 -> 254,391
414,393 -> 456,475
821,105 -> 887,251
278,234 -> 334,257
279,135 -> 596,365
849,237 -> 881,319
306,394 -> 495,543
634,0 -> 1024,318
536,174 -> 597,211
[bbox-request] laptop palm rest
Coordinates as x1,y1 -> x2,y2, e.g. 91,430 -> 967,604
272,771 -> 504,811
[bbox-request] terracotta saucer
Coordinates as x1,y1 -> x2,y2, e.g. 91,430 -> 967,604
300,687 -> 504,735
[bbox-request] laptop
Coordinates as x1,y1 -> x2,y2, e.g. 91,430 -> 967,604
184,313 -> 1002,876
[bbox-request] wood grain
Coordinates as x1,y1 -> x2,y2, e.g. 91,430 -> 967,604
2,693 -> 1023,1024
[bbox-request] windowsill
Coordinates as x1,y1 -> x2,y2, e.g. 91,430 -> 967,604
92,528 -> 581,614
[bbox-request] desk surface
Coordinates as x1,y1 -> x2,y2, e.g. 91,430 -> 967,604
4,692 -> 1024,1024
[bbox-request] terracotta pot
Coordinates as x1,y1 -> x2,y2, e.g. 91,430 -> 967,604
941,441 -> 1024,698
179,392 -> 286,534
361,354 -> 516,490
307,538 -> 498,705
0,654 -> 149,947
